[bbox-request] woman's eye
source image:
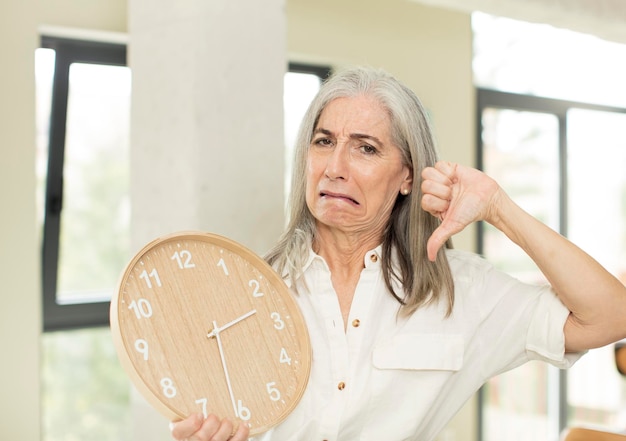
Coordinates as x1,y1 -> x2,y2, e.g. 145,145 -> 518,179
361,144 -> 378,154
314,138 -> 332,146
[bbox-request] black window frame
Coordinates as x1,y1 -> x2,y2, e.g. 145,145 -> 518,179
40,35 -> 331,331
41,36 -> 127,331
476,87 -> 626,439
476,88 -> 626,253
288,62 -> 332,81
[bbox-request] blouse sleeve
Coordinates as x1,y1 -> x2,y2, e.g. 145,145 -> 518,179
526,285 -> 586,368
447,250 -> 585,379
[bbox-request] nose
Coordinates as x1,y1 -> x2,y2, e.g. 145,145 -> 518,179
324,142 -> 349,180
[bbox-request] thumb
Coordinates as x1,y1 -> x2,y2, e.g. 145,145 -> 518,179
426,220 -> 461,261
427,226 -> 448,262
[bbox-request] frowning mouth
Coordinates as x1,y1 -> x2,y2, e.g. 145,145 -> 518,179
320,191 -> 359,205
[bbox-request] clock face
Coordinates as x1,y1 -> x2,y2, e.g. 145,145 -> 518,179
110,232 -> 311,435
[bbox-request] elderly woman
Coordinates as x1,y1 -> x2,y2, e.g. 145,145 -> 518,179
171,67 -> 626,441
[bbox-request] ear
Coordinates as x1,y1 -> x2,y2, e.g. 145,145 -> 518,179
399,167 -> 413,195
403,167 -> 413,188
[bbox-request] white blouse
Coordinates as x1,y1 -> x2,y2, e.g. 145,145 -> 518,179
254,247 -> 581,441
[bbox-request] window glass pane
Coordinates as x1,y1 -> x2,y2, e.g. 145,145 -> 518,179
283,72 -> 322,200
41,328 -> 132,441
473,12 -> 626,107
481,108 -> 560,282
483,361 -> 561,441
566,108 -> 626,429
57,62 -> 131,304
567,109 -> 626,280
480,108 -> 561,441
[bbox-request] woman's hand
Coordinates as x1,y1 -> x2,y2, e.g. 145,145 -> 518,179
422,161 -> 626,352
170,413 -> 250,441
421,161 -> 502,261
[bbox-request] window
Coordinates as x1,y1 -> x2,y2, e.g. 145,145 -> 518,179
39,38 -> 330,331
37,35 -> 329,440
39,37 -> 130,331
283,62 -> 331,199
37,36 -> 133,441
474,13 -> 626,441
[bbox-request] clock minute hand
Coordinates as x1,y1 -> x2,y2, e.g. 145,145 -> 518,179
207,309 -> 257,338
211,320 -> 239,418
205,311 -> 256,420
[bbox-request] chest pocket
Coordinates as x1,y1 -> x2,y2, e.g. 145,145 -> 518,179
373,333 -> 464,371
361,334 -> 465,440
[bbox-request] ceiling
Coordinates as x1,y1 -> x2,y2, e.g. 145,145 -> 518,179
410,0 -> 626,44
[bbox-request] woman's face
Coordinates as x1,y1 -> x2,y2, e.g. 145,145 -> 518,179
305,95 -> 412,238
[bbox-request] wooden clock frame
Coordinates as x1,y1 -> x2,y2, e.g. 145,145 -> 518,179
110,231 -> 311,435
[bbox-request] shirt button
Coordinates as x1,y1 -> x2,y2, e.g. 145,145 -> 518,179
337,381 -> 346,390
370,254 -> 378,263
352,319 -> 360,327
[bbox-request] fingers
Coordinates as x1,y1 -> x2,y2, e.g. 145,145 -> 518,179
194,415 -> 229,440
170,413 -> 204,440
170,413 -> 249,441
433,160 -> 458,178
421,162 -> 460,261
421,161 -> 454,188
420,193 -> 449,218
231,422 -> 251,441
420,162 -> 455,218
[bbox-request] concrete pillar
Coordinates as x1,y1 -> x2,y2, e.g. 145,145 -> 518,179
129,0 -> 286,254
128,0 -> 286,438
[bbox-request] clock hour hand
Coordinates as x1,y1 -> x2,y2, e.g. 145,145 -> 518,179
206,309 -> 257,338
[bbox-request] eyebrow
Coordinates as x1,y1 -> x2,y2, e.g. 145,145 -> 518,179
313,127 -> 384,146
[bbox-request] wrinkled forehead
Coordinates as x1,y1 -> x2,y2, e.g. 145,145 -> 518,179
315,96 -> 392,131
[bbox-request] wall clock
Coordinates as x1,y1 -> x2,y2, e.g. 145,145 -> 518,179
110,231 -> 311,436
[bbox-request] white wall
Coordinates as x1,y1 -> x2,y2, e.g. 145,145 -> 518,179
0,0 -> 476,439
0,0 -> 40,440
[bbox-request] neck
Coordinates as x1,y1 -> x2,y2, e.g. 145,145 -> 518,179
313,225 -> 381,276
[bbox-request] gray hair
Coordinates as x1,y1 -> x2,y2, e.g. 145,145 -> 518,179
265,66 -> 454,316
